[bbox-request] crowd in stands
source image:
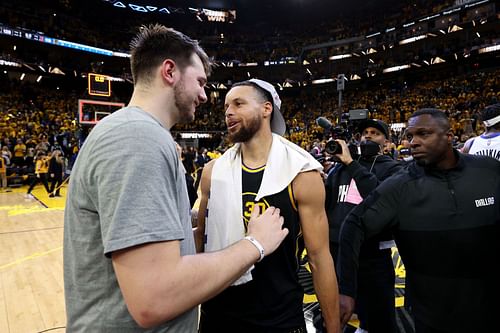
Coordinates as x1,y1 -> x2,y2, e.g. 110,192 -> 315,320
0,0 -> 498,190
173,67 -> 499,148
0,80 -> 81,190
0,64 -> 498,191
0,0 -> 461,66
1,0 -> 497,127
2,0 -> 497,107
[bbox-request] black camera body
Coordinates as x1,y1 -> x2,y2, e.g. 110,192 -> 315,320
325,140 -> 341,155
319,109 -> 368,155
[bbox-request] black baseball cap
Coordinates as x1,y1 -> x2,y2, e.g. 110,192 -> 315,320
358,119 -> 390,139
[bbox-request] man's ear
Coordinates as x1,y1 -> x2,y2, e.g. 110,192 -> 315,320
160,59 -> 177,85
378,139 -> 389,151
263,101 -> 273,118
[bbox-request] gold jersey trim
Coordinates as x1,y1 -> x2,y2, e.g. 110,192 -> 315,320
242,164 -> 266,173
288,183 -> 298,212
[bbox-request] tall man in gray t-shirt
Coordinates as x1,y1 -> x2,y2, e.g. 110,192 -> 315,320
64,24 -> 289,332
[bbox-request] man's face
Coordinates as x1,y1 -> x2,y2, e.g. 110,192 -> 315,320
174,54 -> 208,124
406,114 -> 452,167
361,126 -> 386,148
224,85 -> 267,143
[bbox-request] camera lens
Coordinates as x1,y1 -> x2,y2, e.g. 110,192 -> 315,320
325,140 -> 342,154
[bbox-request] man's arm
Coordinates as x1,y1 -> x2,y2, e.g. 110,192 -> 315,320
337,178 -> 401,326
112,206 -> 288,328
349,158 -> 404,195
334,140 -> 403,196
343,160 -> 380,196
333,139 -> 380,197
294,170 -> 340,333
461,137 -> 475,153
194,159 -> 214,252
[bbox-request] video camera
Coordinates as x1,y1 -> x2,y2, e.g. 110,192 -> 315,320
316,109 -> 368,154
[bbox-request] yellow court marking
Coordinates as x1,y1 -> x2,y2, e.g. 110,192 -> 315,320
0,204 -> 64,216
3,185 -> 67,209
7,206 -> 64,217
0,204 -> 40,211
0,246 -> 63,271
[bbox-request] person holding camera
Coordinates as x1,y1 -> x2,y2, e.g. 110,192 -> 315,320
325,119 -> 403,333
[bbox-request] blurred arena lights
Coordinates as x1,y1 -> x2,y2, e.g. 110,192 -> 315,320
101,0 -> 235,22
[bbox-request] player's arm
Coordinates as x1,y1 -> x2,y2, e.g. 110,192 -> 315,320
194,159 -> 214,252
102,127 -> 286,328
461,137 -> 475,153
294,170 -> 340,333
112,206 -> 288,328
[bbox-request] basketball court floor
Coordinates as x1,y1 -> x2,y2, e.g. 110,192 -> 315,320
0,184 -> 413,333
0,186 -> 65,333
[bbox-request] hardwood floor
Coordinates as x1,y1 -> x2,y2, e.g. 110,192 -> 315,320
0,188 -> 66,333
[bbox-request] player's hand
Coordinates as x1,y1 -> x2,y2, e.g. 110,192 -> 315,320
339,294 -> 355,328
247,206 -> 288,257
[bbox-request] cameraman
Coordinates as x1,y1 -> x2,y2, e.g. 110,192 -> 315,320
325,119 -> 403,333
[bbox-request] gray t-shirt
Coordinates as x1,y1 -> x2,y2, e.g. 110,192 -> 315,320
64,106 -> 197,332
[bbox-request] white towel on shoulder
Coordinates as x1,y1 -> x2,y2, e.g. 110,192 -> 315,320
205,133 -> 322,285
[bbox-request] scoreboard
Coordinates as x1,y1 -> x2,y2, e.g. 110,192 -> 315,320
88,73 -> 111,97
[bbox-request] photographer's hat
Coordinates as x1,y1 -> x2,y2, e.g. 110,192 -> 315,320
358,119 -> 390,139
248,79 -> 286,136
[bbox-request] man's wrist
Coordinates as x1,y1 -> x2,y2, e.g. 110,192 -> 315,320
244,236 -> 265,262
343,157 -> 353,165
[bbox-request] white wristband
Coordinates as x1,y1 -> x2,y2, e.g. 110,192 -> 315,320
244,236 -> 265,262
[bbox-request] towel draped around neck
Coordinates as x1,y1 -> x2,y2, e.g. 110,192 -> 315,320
204,134 -> 322,285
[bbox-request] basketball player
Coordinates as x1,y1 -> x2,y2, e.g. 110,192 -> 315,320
196,79 -> 340,332
64,25 -> 288,332
462,103 -> 500,160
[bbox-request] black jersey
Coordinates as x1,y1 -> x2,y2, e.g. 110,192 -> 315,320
201,164 -> 305,330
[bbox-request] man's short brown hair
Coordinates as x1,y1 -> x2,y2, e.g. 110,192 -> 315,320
130,24 -> 212,85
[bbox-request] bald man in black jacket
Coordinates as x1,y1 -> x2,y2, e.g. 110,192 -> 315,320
338,109 -> 500,333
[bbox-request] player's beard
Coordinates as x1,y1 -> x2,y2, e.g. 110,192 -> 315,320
174,78 -> 195,124
227,114 -> 262,143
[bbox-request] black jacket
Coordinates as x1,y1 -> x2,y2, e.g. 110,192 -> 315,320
325,154 -> 403,250
338,151 -> 500,332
